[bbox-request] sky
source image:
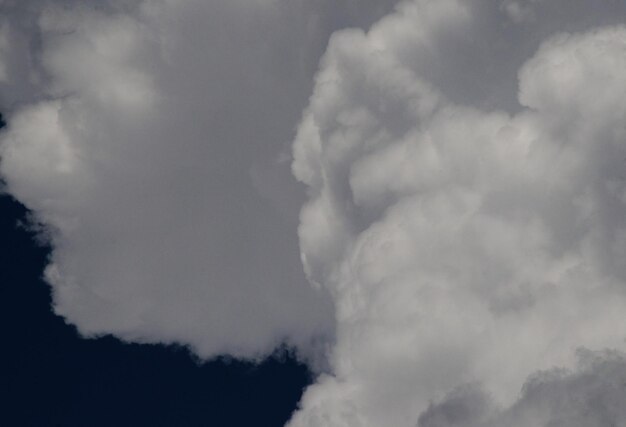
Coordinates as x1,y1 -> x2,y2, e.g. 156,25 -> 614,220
0,192 -> 312,426
1,1 -> 626,426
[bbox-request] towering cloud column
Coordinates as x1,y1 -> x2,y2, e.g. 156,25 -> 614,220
290,1 -> 626,425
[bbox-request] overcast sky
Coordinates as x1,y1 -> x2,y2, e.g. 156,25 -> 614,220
2,0 -> 626,426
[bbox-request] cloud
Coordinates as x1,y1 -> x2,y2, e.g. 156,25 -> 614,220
3,1 -> 626,425
0,0 -> 400,361
289,1 -> 626,425
419,350 -> 626,427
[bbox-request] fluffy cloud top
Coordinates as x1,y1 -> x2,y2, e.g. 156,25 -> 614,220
289,0 -> 626,425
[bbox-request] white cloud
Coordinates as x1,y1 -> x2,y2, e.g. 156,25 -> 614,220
0,0 -> 399,361
289,1 -> 626,425
3,0 -> 626,425
419,350 -> 626,427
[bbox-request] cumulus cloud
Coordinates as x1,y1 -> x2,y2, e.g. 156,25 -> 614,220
0,0 -> 399,360
4,0 -> 626,425
289,0 -> 626,425
419,350 -> 626,427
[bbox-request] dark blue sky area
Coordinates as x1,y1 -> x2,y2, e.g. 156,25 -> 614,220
0,194 -> 311,426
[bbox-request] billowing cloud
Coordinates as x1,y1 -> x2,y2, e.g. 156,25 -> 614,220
3,0 -> 626,425
289,0 -> 626,425
419,350 -> 626,427
0,0 -> 399,360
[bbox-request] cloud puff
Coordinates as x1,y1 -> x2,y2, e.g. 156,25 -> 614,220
419,350 -> 626,427
289,0 -> 626,425
0,0 -> 400,361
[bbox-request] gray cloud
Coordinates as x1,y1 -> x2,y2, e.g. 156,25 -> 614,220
0,0 -> 398,361
3,1 -> 626,425
419,350 -> 626,427
289,1 -> 626,425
